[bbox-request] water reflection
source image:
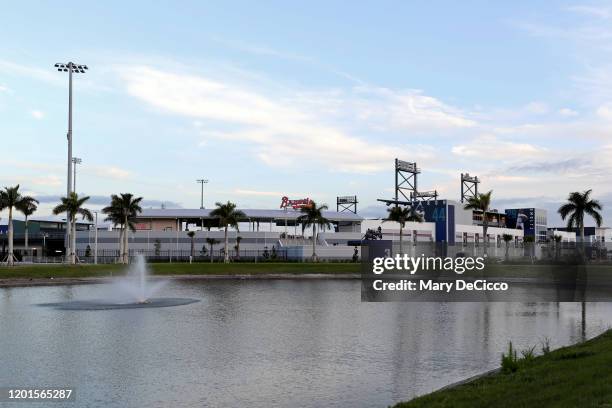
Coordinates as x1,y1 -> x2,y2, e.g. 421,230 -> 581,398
0,280 -> 611,408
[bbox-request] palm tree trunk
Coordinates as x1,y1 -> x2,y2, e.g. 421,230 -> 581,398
224,226 -> 229,263
312,224 -> 317,261
190,239 -> 195,259
123,215 -> 129,264
7,207 -> 14,266
399,226 -> 403,255
24,217 -> 29,250
118,227 -> 124,264
71,215 -> 77,264
210,244 -> 214,263
483,221 -> 488,256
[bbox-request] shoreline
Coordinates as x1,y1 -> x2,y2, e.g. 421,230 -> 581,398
0,273 -> 361,288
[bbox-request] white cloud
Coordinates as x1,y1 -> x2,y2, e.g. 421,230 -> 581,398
452,135 -> 545,159
233,189 -> 309,197
596,103 -> 612,120
30,110 -> 45,119
524,101 -> 549,114
567,5 -> 612,19
86,165 -> 133,180
559,107 -> 578,116
118,66 -> 460,173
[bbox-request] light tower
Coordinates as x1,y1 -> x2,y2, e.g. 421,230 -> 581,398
54,61 -> 88,263
196,179 -> 209,209
461,173 -> 480,202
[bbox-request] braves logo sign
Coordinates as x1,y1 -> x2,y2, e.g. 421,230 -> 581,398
280,196 -> 312,209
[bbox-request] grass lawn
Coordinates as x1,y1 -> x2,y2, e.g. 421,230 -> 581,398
0,262 -> 360,279
394,329 -> 612,408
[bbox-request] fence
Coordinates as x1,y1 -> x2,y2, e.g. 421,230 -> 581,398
74,248 -> 291,264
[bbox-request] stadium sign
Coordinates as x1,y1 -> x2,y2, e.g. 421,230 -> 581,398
280,196 -> 312,209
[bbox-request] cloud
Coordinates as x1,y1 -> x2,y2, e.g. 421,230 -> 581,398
87,165 -> 133,180
559,108 -> 578,116
596,103 -> 612,120
524,101 -> 549,114
0,60 -> 61,84
34,194 -> 181,208
30,110 -> 45,119
118,66 -> 466,173
567,5 -> 612,19
233,189 -> 309,197
451,135 -> 545,159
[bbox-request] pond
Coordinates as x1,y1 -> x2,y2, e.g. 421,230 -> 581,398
1,279 -> 611,407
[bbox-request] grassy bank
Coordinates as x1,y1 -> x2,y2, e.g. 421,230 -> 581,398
0,262 -> 360,279
394,329 -> 612,408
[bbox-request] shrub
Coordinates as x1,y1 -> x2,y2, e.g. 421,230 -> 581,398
501,342 -> 519,373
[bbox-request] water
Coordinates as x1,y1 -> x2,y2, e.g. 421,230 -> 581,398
1,280 -> 612,407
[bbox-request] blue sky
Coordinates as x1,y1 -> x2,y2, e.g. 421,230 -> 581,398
2,1 -> 612,224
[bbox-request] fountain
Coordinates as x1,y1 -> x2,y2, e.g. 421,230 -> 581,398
40,255 -> 199,310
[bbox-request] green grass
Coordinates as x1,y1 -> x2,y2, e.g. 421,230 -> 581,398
0,262 -> 360,279
394,330 -> 612,408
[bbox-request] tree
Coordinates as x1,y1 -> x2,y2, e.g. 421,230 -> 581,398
52,192 -> 93,264
384,205 -> 423,255
464,190 -> 493,256
502,234 -> 513,261
210,201 -> 246,263
523,236 -> 535,263
553,234 -> 563,261
558,190 -> 603,242
20,196 -> 39,252
0,185 -> 37,266
297,201 -> 331,262
102,193 -> 143,264
154,239 -> 161,256
205,237 -> 219,263
187,231 -> 196,259
235,236 -> 242,260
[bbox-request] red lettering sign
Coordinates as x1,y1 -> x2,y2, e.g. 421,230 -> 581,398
280,196 -> 312,209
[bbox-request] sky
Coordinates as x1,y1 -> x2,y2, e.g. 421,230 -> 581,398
1,1 -> 612,225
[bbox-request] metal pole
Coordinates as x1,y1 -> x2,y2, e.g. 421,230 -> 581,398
94,211 -> 98,264
66,63 -> 73,262
200,182 -> 204,209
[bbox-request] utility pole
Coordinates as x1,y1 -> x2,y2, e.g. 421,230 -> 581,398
72,157 -> 82,193
55,62 -> 88,263
94,211 -> 98,264
196,179 -> 209,209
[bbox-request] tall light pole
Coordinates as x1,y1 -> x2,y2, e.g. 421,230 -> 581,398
55,62 -> 88,263
196,179 -> 209,209
72,157 -> 82,193
93,211 -> 98,265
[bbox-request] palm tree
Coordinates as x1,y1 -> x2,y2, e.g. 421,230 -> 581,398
102,193 -> 143,264
235,236 -> 242,260
502,234 -> 513,261
0,185 -> 37,266
20,196 -> 39,253
558,190 -> 603,242
297,201 -> 331,262
52,192 -> 93,264
187,231 -> 196,259
210,201 -> 246,263
384,205 -> 423,255
464,190 -> 493,256
205,237 -> 219,263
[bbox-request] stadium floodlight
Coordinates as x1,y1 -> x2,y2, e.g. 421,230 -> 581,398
54,61 -> 88,263
196,179 -> 209,209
